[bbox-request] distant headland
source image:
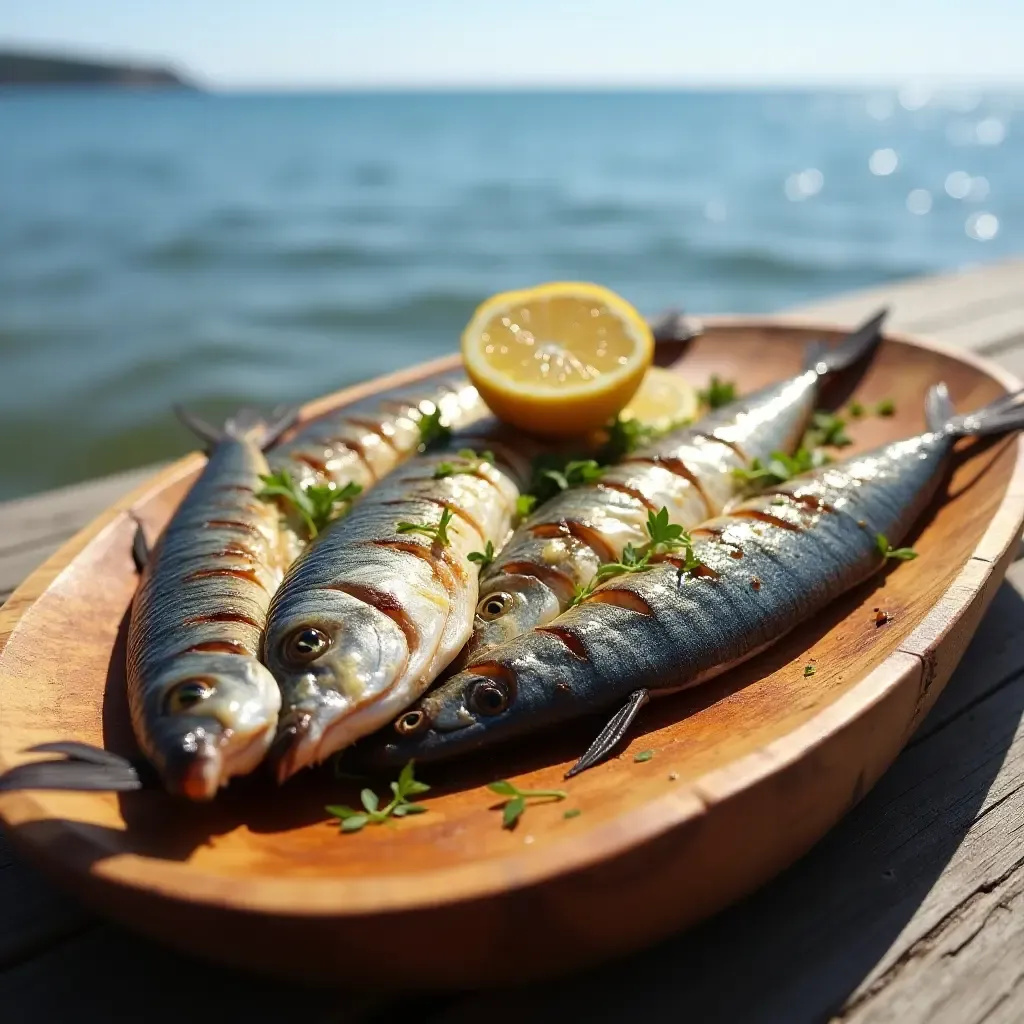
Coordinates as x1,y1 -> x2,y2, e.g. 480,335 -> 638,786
0,50 -> 195,88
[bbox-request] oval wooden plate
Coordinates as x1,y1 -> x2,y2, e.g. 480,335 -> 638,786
1,318 -> 1022,987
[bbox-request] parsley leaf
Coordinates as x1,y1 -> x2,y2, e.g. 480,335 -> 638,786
698,375 -> 737,410
875,398 -> 896,417
396,506 -> 455,547
468,540 -> 496,569
258,469 -> 362,540
876,532 -> 918,562
804,411 -> 852,449
417,407 -> 452,450
487,780 -> 567,830
433,449 -> 495,479
326,760 -> 429,834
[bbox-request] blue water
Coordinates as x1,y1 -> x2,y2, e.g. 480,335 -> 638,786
1,89 -> 1022,500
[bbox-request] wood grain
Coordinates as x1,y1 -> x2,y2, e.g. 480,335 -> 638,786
0,318 -> 1021,986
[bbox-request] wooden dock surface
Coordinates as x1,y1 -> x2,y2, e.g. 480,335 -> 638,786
3,259 -> 1024,1023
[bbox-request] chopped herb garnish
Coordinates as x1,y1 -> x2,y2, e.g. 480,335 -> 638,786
563,808 -> 582,820
875,398 -> 896,417
258,470 -> 362,540
633,749 -> 655,763
569,506 -> 700,607
433,448 -> 495,479
515,493 -> 538,519
848,400 -> 865,419
417,407 -> 452,450
805,411 -> 852,449
732,447 -> 829,489
876,533 -> 918,562
326,761 -> 429,833
397,506 -> 455,547
600,415 -> 655,462
698,375 -> 737,410
488,779 -> 567,829
804,664 -> 816,677
468,540 -> 496,569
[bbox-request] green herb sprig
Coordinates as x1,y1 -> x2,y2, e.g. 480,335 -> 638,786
327,761 -> 429,833
488,780 -> 567,829
876,533 -> 918,562
875,398 -> 896,417
397,506 -> 455,547
804,411 -> 853,449
698,375 -> 737,410
569,506 -> 699,607
258,469 -> 362,540
468,540 -> 496,569
633,749 -> 655,763
417,408 -> 452,451
732,447 -> 830,489
433,449 -> 495,479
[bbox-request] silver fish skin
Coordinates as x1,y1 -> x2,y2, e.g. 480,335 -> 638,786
127,414 -> 290,801
374,384 -> 1020,769
467,311 -> 887,659
263,424 -> 531,782
267,375 -> 488,561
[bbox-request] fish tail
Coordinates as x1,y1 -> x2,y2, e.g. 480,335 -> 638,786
804,307 -> 888,376
928,383 -> 1024,439
174,404 -> 299,451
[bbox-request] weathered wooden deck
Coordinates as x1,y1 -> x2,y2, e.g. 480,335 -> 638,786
3,260 -> 1024,1023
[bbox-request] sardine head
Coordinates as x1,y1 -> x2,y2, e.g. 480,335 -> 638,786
263,590 -> 410,782
463,575 -> 561,662
142,653 -> 281,800
367,663 -> 519,768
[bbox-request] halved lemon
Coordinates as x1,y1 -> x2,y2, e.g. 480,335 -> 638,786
620,366 -> 699,432
461,282 -> 655,436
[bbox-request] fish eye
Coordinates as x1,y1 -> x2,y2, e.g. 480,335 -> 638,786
468,678 -> 510,716
165,679 -> 214,715
284,627 -> 330,665
476,592 -> 513,621
394,709 -> 428,736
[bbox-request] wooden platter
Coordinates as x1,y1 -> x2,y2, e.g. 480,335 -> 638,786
1,318 -> 1022,988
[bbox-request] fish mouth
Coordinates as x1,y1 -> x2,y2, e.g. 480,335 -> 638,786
163,732 -> 225,802
269,711 -> 316,784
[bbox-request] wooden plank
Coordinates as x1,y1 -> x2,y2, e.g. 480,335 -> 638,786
788,260 -> 1024,348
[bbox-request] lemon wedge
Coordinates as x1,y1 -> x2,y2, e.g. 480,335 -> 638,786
461,282 -> 654,436
619,366 -> 699,432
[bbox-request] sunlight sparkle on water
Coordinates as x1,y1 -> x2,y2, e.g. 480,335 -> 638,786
869,149 -> 898,176
906,189 -> 932,215
966,212 -> 999,241
975,118 -> 1006,146
945,171 -> 972,200
784,168 -> 823,201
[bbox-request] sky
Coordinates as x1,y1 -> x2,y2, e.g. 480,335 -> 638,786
1,1 -> 1023,89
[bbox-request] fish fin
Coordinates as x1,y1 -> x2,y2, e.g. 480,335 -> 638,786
565,688 -> 650,779
933,385 -> 1024,439
0,760 -> 146,793
26,741 -> 131,767
925,383 -> 956,433
650,309 -> 702,344
130,519 -> 150,574
174,404 -> 299,451
0,743 -> 158,793
808,308 -> 888,377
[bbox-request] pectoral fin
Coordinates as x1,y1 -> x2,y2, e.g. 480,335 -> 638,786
565,688 -> 650,779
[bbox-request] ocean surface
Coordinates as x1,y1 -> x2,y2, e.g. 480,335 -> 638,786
1,89 -> 1022,500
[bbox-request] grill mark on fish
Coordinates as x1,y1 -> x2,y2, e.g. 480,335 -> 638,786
768,490 -> 837,514
586,590 -> 656,614
370,538 -> 467,588
536,625 -> 591,660
184,566 -> 269,591
728,508 -> 803,532
596,481 -> 659,513
183,639 -> 251,655
326,582 -> 420,655
208,542 -> 260,562
555,519 -> 617,565
218,484 -> 256,496
347,417 -> 400,449
662,556 -> 722,580
292,452 -> 329,473
500,560 -> 577,602
693,432 -> 748,462
181,610 -> 263,630
321,437 -> 376,479
631,456 -> 713,517
204,519 -> 265,537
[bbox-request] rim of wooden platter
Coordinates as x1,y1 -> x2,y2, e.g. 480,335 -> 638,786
1,315 -> 1022,986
